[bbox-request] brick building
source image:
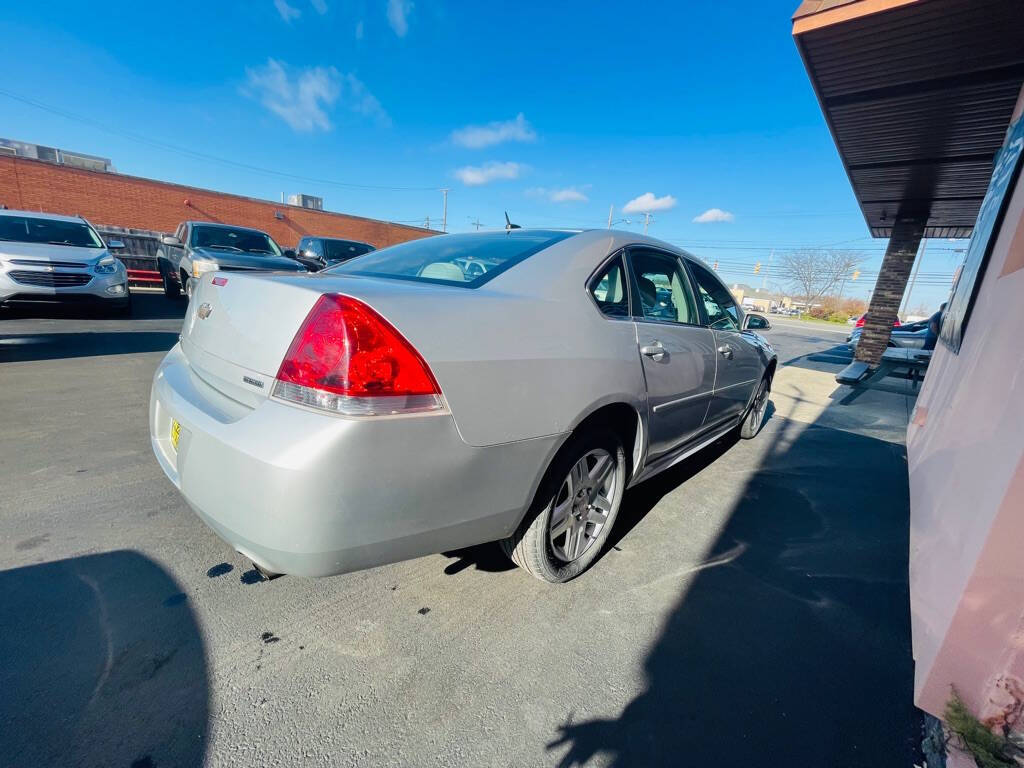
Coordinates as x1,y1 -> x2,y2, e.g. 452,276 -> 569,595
0,154 -> 436,249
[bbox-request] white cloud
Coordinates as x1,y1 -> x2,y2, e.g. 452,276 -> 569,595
387,0 -> 413,37
244,60 -> 390,132
693,207 -> 735,223
355,20 -> 364,38
527,185 -> 589,203
623,192 -> 677,214
454,161 -> 523,186
274,0 -> 301,21
450,113 -> 536,149
344,73 -> 391,127
310,0 -> 328,13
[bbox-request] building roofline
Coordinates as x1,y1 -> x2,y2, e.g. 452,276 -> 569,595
1,154 -> 438,236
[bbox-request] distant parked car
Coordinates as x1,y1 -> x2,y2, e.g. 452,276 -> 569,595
292,236 -> 375,272
157,221 -> 306,300
847,320 -> 928,350
0,209 -> 131,315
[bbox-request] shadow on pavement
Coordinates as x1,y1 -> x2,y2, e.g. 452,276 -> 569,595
548,415 -> 918,767
441,543 -> 517,575
0,550 -> 209,767
781,343 -> 854,373
0,294 -> 184,362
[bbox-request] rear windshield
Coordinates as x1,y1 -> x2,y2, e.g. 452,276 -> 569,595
191,225 -> 282,256
330,230 -> 574,287
0,215 -> 104,248
324,240 -> 375,261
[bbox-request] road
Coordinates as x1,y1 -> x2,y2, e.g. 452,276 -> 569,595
0,296 -> 917,767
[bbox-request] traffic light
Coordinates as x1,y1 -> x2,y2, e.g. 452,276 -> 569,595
851,270 -> 861,280
753,262 -> 762,274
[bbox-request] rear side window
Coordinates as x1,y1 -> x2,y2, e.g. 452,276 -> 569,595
331,230 -> 574,287
589,255 -> 630,318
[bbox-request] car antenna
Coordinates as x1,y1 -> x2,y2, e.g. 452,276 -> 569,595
504,211 -> 521,231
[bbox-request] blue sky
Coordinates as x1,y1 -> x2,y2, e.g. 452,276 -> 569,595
1,0 -> 961,310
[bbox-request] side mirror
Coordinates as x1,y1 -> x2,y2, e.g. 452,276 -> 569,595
283,249 -> 297,259
161,235 -> 182,246
106,239 -> 126,249
743,312 -> 771,331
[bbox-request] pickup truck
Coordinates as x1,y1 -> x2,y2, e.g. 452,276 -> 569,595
157,221 -> 306,299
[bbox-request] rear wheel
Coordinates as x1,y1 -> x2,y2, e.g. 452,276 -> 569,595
502,428 -> 625,583
740,374 -> 771,439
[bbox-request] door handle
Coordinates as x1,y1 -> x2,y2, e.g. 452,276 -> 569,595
640,342 -> 666,361
717,344 -> 733,359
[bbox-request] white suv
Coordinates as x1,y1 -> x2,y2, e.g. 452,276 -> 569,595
0,209 -> 130,314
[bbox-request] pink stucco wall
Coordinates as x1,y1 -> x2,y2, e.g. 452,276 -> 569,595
907,86 -> 1024,725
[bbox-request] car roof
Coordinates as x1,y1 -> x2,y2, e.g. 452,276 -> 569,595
0,208 -> 91,224
307,236 -> 374,247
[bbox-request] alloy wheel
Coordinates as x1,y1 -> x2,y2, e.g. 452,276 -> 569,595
548,448 -> 616,563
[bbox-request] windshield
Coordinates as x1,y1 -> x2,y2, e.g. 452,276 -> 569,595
0,215 -> 104,248
324,240 -> 375,262
330,230 -> 573,287
191,225 -> 282,256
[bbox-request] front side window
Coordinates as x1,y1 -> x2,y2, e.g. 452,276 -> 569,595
0,215 -> 103,248
589,255 -> 629,318
331,230 -> 574,288
191,225 -> 282,256
688,260 -> 739,331
628,249 -> 698,325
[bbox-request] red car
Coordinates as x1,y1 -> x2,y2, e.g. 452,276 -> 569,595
854,313 -> 900,328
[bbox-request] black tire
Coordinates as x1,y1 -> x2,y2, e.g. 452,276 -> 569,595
161,261 -> 181,299
501,427 -> 626,583
739,373 -> 771,439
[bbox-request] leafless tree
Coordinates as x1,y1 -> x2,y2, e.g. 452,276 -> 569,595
777,249 -> 862,306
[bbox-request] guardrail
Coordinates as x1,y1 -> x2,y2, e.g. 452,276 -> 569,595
96,225 -> 164,290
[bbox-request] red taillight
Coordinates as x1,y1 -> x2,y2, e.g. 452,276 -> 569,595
856,314 -> 900,328
273,294 -> 443,415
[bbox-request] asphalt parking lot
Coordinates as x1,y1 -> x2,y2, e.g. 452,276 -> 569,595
1,297 -> 919,767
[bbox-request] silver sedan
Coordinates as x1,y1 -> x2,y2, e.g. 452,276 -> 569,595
149,229 -> 776,583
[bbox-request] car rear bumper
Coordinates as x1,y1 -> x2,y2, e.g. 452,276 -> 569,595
150,343 -> 560,577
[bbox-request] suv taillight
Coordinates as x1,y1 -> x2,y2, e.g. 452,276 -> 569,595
273,294 -> 444,416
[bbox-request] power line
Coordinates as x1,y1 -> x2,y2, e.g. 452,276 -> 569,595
0,87 -> 442,193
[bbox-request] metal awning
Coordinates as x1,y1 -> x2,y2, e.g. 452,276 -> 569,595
793,0 -> 1024,238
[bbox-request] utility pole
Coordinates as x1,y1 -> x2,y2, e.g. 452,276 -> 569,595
761,248 -> 774,291
441,189 -> 448,233
469,217 -> 483,230
900,238 -> 927,317
425,215 -> 430,229
643,212 -> 653,234
607,205 -> 614,229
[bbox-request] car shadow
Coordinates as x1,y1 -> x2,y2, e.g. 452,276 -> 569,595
0,550 -> 209,767
441,543 -> 517,575
546,414 -> 918,767
0,294 -> 184,362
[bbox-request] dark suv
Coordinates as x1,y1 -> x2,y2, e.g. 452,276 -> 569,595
293,236 -> 375,272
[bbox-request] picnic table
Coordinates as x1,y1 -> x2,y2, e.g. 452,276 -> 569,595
836,347 -> 933,390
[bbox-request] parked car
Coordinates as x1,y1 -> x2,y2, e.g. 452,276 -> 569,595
853,312 -> 900,329
0,209 -> 131,314
292,236 -> 375,272
157,221 -> 306,299
847,320 -> 929,350
149,230 -> 777,583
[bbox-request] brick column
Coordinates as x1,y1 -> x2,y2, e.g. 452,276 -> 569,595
855,217 -> 926,365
